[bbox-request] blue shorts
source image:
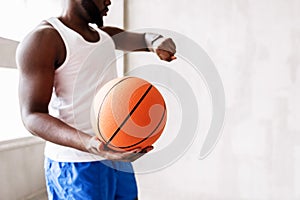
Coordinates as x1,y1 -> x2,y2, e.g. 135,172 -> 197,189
44,158 -> 138,200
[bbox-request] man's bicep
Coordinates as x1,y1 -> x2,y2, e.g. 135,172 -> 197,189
17,29 -> 57,115
18,65 -> 55,115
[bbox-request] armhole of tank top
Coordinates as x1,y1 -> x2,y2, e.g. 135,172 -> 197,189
46,18 -> 70,73
96,28 -> 116,49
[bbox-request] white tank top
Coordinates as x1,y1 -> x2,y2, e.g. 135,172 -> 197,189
44,17 -> 118,162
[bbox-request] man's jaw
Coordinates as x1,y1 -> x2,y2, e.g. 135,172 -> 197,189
81,0 -> 104,27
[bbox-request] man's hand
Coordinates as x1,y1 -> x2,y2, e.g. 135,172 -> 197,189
86,136 -> 153,162
144,33 -> 176,62
155,38 -> 177,62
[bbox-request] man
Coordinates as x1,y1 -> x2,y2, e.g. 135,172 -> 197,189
16,0 -> 176,199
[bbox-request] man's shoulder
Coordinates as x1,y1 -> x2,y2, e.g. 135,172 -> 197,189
32,20 -> 59,38
21,20 -> 59,43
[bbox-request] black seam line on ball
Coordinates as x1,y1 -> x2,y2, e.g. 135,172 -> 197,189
118,105 -> 166,149
97,77 -> 131,144
107,102 -> 166,149
104,85 -> 153,148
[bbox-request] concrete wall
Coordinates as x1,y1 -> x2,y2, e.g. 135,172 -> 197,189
125,0 -> 300,199
0,37 -> 18,68
0,137 -> 46,200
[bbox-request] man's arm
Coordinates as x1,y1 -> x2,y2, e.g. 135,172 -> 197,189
101,26 -> 176,62
17,24 -> 146,161
17,25 -> 93,151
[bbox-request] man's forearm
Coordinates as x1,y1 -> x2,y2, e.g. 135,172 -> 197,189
23,112 -> 91,152
101,26 -> 176,62
101,26 -> 149,51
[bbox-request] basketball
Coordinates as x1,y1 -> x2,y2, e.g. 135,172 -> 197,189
90,76 -> 167,152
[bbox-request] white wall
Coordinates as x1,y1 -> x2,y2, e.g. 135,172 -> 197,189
125,0 -> 300,199
0,137 -> 45,200
0,37 -> 18,68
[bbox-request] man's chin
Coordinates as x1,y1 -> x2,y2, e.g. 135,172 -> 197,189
90,17 -> 103,27
95,19 -> 103,28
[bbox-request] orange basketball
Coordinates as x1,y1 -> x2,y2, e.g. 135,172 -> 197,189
90,76 -> 167,152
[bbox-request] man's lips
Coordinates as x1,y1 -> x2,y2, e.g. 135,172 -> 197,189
103,8 -> 109,16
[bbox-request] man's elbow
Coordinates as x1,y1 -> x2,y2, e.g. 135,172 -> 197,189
20,108 -> 47,136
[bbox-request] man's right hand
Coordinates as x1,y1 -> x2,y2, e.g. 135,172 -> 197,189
86,136 -> 153,162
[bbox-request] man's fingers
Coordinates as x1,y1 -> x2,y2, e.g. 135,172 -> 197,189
101,148 -> 142,162
113,147 -> 152,162
105,148 -> 138,161
152,37 -> 176,62
89,138 -> 153,162
157,50 -> 175,62
157,45 -> 176,56
127,146 -> 154,162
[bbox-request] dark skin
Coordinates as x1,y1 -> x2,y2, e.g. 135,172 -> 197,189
17,0 -> 176,162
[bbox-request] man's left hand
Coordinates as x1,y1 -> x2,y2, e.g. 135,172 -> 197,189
155,38 -> 177,62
